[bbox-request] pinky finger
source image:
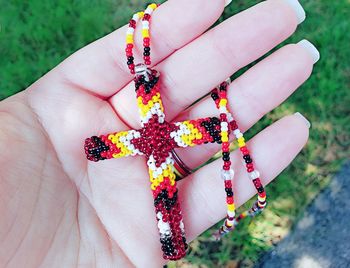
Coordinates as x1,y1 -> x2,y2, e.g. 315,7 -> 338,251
178,113 -> 310,240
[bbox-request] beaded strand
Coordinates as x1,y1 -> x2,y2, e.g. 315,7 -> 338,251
211,81 -> 267,239
125,3 -> 158,74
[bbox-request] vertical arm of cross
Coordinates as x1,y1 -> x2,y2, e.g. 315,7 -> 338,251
147,153 -> 187,259
134,68 -> 166,126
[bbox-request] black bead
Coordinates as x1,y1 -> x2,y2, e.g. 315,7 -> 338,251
257,186 -> 264,193
245,158 -> 253,164
143,51 -> 151,56
211,92 -> 219,100
219,84 -> 227,91
144,47 -> 151,52
223,155 -> 230,161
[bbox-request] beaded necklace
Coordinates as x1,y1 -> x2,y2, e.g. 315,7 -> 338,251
84,3 -> 266,260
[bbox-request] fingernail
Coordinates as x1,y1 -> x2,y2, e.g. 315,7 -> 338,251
225,0 -> 232,7
282,0 -> 306,24
298,39 -> 320,64
294,112 -> 311,128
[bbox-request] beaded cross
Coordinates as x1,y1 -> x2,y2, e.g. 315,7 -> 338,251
84,3 -> 266,261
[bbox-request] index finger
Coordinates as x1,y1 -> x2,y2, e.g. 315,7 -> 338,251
56,0 -> 227,97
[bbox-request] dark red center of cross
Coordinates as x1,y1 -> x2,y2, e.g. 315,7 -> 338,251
131,115 -> 179,167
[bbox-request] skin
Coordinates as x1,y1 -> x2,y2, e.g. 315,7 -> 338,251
0,0 -> 314,267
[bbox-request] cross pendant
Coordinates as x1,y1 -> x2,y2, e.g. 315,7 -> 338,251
84,66 -> 225,260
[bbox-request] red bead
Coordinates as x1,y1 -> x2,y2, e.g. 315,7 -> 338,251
224,180 -> 232,188
226,196 -> 234,204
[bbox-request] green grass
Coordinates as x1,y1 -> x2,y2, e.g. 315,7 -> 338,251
1,0 -> 349,267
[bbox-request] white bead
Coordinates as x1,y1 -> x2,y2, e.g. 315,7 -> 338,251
145,7 -> 152,14
235,132 -> 243,138
161,163 -> 167,169
226,219 -> 234,225
157,212 -> 162,220
220,122 -> 228,128
221,169 -> 234,180
221,126 -> 228,132
259,201 -> 267,208
233,129 -> 240,136
158,221 -> 170,233
180,221 -> 185,231
127,28 -> 134,34
248,170 -> 260,180
227,113 -> 233,121
227,210 -> 235,218
134,132 -> 140,138
132,14 -> 139,20
258,195 -> 265,202
219,106 -> 227,113
150,163 -> 156,171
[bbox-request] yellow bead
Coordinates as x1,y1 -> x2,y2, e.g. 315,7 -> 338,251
126,36 -> 133,44
142,29 -> 149,38
219,99 -> 227,106
227,204 -> 235,211
151,184 -> 156,190
138,11 -> 144,18
237,137 -> 245,143
222,136 -> 229,142
238,142 -> 246,148
150,3 -> 157,10
226,221 -> 233,227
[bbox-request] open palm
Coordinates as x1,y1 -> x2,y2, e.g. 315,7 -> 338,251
0,0 -> 316,267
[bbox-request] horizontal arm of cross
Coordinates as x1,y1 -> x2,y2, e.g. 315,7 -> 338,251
84,116 -> 224,162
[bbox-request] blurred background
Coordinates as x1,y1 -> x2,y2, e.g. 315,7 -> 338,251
1,0 -> 349,267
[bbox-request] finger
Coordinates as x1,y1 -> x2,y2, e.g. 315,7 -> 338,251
57,0 -> 226,97
110,0 -> 305,128
178,113 -> 310,240
173,40 -> 319,168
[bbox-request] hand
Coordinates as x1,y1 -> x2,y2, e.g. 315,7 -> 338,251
0,0 -> 317,267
